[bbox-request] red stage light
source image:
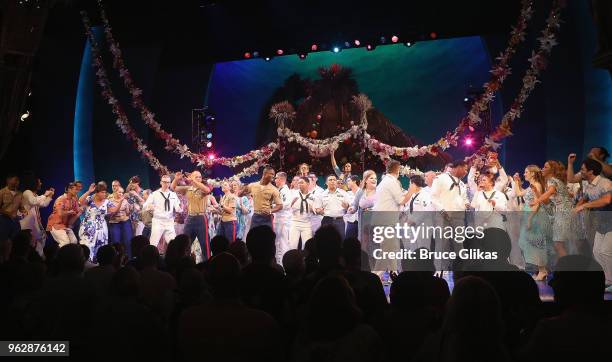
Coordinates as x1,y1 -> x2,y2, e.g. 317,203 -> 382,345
354,39 -> 360,46
430,32 -> 437,39
207,153 -> 216,160
464,138 -> 473,146
391,35 -> 399,43
366,44 -> 373,51
276,49 -> 284,55
311,44 -> 318,51
244,52 -> 251,58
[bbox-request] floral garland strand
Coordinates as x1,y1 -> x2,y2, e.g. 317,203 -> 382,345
96,0 -> 277,169
271,94 -> 370,157
362,0 -> 534,158
467,0 -> 565,162
82,12 -> 170,176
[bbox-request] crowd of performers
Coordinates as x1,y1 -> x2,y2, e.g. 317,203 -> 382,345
1,146 -> 610,290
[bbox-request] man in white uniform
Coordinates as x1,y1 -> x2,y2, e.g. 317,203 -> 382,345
273,172 -> 293,264
315,174 -> 350,239
430,160 -> 469,270
288,176 -> 315,250
144,175 -> 182,250
373,161 -> 412,272
470,173 -> 508,231
402,175 -> 433,251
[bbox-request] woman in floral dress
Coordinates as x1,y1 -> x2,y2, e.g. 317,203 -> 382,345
515,165 -> 553,280
232,181 -> 253,241
78,182 -> 121,261
532,160 -> 583,259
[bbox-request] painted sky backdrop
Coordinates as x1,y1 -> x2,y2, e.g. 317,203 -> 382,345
206,36 -> 502,163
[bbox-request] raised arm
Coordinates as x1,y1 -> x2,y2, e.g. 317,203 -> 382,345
79,183 -> 96,207
331,150 -> 342,178
566,153 -> 583,184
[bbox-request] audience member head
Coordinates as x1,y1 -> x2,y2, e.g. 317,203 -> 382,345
110,266 -> 140,298
549,255 -> 605,308
210,235 -> 230,256
282,249 -> 305,278
166,234 -> 193,271
480,228 -> 512,261
207,252 -> 241,299
0,237 -> 11,263
228,240 -> 250,267
307,275 -> 362,341
130,235 -> 149,260
96,245 -> 117,267
402,247 -> 436,274
341,237 -> 365,269
246,226 -> 276,264
56,244 -> 85,274
443,276 -> 503,341
43,242 -> 59,263
10,231 -> 32,261
80,244 -> 91,263
390,271 -> 426,310
314,225 -> 342,270
140,245 -> 160,269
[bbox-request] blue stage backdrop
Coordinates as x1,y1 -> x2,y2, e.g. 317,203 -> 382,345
206,36 -> 502,180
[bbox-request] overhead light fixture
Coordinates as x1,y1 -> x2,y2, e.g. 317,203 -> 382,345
332,46 -> 340,53
20,111 -> 30,121
391,35 -> 399,43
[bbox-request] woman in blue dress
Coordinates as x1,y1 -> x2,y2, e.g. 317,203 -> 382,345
78,182 -> 121,261
532,160 -> 583,259
515,165 -> 553,281
232,181 -> 253,241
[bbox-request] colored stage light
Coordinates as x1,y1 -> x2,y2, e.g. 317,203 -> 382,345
391,35 -> 399,43
430,32 -> 438,39
206,141 -> 213,148
276,49 -> 284,55
404,41 -> 412,47
298,53 -> 307,60
379,36 -> 386,44
311,44 -> 318,51
464,138 -> 473,146
244,52 -> 251,59
264,57 -> 271,61
206,132 -> 213,139
333,47 -> 340,53
354,39 -> 360,46
366,44 -> 374,51
207,153 -> 215,160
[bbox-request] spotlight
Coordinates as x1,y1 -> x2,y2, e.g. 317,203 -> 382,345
344,41 -> 350,48
206,132 -> 213,139
332,46 -> 340,53
207,153 -> 216,160
430,32 -> 437,39
404,41 -> 412,47
391,35 -> 399,43
264,56 -> 271,61
354,39 -> 360,46
379,36 -> 386,44
206,141 -> 213,148
464,97 -> 469,102
464,138 -> 473,146
366,44 -> 374,51
20,111 -> 29,121
276,49 -> 284,55
298,53 -> 307,60
252,51 -> 259,57
311,44 -> 318,51
244,52 -> 251,59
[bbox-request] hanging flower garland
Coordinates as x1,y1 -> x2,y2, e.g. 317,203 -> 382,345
95,0 -> 277,169
467,0 -> 565,162
82,12 -> 170,176
271,94 -> 369,157
362,0 -> 534,157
